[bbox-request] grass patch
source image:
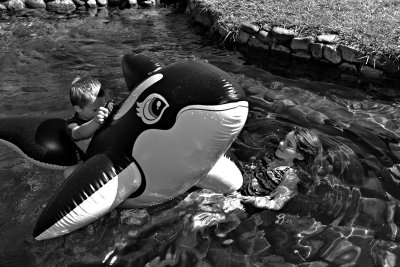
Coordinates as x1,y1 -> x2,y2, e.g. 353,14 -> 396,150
197,0 -> 400,62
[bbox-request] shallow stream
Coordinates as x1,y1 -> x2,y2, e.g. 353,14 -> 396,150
1,6 -> 400,266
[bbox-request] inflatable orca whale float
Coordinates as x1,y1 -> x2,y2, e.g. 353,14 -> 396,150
0,54 -> 249,240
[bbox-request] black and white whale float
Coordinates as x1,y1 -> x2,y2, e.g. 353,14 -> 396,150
0,54 -> 249,240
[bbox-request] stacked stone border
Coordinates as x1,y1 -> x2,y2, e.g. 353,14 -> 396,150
186,0 -> 400,87
0,0 -> 160,14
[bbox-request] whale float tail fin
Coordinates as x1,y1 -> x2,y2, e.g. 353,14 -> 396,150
0,115 -> 82,169
122,54 -> 164,92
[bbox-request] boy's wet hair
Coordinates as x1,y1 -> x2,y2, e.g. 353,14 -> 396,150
70,77 -> 102,108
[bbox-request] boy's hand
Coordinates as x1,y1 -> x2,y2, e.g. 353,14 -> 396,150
94,107 -> 110,124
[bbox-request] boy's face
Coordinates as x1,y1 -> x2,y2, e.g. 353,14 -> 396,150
75,88 -> 109,120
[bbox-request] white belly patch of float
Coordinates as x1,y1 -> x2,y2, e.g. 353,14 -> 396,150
123,101 -> 248,207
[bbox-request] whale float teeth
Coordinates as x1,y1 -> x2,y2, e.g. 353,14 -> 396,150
33,152 -> 142,240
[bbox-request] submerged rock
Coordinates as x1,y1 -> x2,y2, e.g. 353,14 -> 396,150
72,0 -> 85,7
96,0 -> 107,6
25,0 -> 46,9
86,0 -> 97,8
8,0 -> 25,12
46,0 -> 75,13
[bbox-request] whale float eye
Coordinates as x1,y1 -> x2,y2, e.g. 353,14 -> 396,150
113,74 -> 163,121
136,93 -> 169,124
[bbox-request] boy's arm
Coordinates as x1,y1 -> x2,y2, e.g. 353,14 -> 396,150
67,107 -> 109,141
67,120 -> 102,141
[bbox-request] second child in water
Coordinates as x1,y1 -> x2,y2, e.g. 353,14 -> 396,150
234,126 -> 323,210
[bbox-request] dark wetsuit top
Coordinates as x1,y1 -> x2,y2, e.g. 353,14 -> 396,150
66,113 -> 91,154
66,113 -> 90,130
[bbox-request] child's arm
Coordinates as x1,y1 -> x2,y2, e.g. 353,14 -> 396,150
239,185 -> 295,210
67,107 -> 109,141
238,169 -> 299,210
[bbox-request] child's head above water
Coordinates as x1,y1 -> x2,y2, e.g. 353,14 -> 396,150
275,126 -> 323,172
291,126 -> 323,169
279,126 -> 323,195
69,76 -> 108,120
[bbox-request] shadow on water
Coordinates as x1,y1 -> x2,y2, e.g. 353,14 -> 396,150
1,5 -> 400,267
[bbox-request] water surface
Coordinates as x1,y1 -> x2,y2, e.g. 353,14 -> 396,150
1,6 -> 400,266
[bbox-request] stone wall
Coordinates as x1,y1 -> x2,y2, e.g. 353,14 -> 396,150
0,0 -> 158,14
185,0 -> 400,88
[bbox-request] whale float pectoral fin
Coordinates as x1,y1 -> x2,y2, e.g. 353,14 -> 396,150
0,116 -> 82,169
33,151 -> 142,240
122,54 -> 164,92
196,153 -> 243,194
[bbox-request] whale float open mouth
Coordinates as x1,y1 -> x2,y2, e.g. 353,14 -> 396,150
33,152 -> 143,241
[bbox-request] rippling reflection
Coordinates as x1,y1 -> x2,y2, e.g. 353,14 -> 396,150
1,6 -> 400,267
